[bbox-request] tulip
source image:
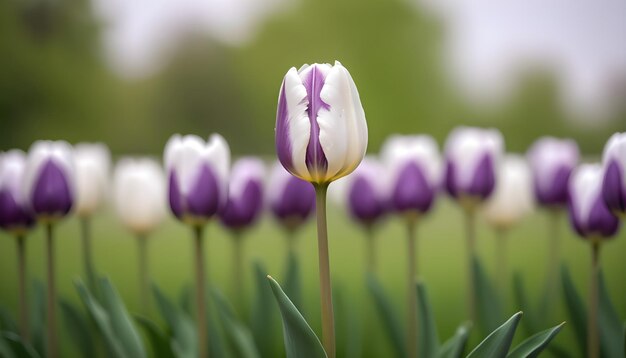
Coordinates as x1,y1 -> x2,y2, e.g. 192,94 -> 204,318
601,132 -> 626,217
165,133 -> 231,358
113,157 -> 166,315
219,157 -> 265,310
568,164 -> 620,358
74,142 -> 111,292
443,126 -> 503,322
0,150 -> 34,342
275,61 -> 368,357
23,140 -> 75,358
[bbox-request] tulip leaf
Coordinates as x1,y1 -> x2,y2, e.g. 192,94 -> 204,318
466,311 -> 523,358
333,282 -> 361,358
598,271 -> 625,358
135,316 -> 176,358
178,285 -> 192,316
507,322 -> 565,358
416,281 -> 439,358
472,254 -> 503,334
0,307 -> 17,334
0,331 -> 40,358
284,250 -> 303,312
366,273 -> 406,357
152,284 -> 197,358
60,299 -> 94,357
98,277 -> 146,358
212,288 -> 260,358
251,261 -> 277,358
438,323 -> 471,358
512,273 -> 540,335
560,265 -> 587,353
267,276 -> 327,358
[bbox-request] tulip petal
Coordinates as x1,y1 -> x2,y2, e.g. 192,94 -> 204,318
602,159 -> 626,214
301,65 -> 329,177
31,160 -> 73,216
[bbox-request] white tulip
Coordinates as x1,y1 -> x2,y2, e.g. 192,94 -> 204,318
73,143 -> 111,217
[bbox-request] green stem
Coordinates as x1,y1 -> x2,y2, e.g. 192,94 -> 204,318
542,210 -> 561,317
406,220 -> 418,358
315,184 -> 335,358
464,209 -> 477,323
588,241 -> 600,358
16,235 -> 29,343
194,226 -> 209,358
137,235 -> 149,315
365,225 -> 376,274
81,218 -> 97,295
495,229 -> 508,299
46,223 -> 58,358
232,232 -> 244,313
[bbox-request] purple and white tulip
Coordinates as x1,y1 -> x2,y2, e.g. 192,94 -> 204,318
444,127 -> 503,207
74,143 -> 111,217
165,134 -> 230,226
23,140 -> 75,221
527,137 -> 579,207
568,164 -> 620,239
275,61 -> 368,184
382,135 -> 441,216
601,133 -> 626,216
220,157 -> 265,229
268,162 -> 315,231
0,150 -> 35,233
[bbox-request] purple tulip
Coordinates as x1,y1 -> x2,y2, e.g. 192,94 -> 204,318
601,133 -> 626,216
568,164 -> 620,239
23,141 -> 75,220
444,127 -> 503,206
0,150 -> 35,233
268,162 -> 315,231
165,134 -> 231,226
382,135 -> 441,215
341,157 -> 388,224
527,137 -> 579,207
220,157 -> 265,229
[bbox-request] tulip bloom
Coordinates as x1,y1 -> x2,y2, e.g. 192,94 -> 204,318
568,164 -> 620,358
268,161 -> 315,233
275,61 -> 368,357
601,132 -> 626,217
0,150 -> 34,341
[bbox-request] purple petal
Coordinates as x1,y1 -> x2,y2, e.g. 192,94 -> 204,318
271,176 -> 315,221
392,162 -> 435,213
602,159 -> 626,214
586,196 -> 620,238
535,166 -> 572,206
349,177 -> 386,223
185,164 -> 221,219
220,180 -> 264,228
303,66 -> 329,174
168,171 -> 184,219
275,81 -> 295,172
444,159 -> 459,199
31,160 -> 73,217
0,190 -> 34,231
466,154 -> 496,199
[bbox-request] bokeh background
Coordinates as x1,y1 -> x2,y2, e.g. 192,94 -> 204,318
1,0 -> 625,356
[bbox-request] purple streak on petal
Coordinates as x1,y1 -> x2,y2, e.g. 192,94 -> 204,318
392,162 -> 435,213
276,80 -> 295,172
466,154 -> 496,199
444,159 -> 459,199
586,196 -> 620,238
168,171 -> 184,219
349,177 -> 386,223
602,160 -> 626,214
220,180 -> 264,229
271,176 -> 315,221
567,200 -> 586,238
31,160 -> 73,216
0,190 -> 34,231
303,65 -> 329,173
186,164 -> 221,219
535,166 -> 572,206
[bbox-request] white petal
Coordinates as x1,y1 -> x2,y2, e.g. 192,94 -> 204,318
228,157 -> 265,201
74,143 -> 111,216
283,67 -> 311,179
204,133 -> 231,202
0,150 -> 28,205
445,127 -> 503,188
527,137 -> 579,194
381,135 -> 441,189
569,164 -> 603,222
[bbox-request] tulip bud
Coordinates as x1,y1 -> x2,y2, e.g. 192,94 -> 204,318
268,161 -> 315,231
23,140 -> 75,221
346,157 -> 389,224
382,135 -> 441,217
219,157 -> 265,229
601,132 -> 626,216
568,164 -> 620,239
0,150 -> 35,234
444,127 -> 504,208
275,61 -> 368,184
165,134 -> 231,226
482,155 -> 535,230
527,137 -> 579,207
113,158 -> 166,235
73,143 -> 111,217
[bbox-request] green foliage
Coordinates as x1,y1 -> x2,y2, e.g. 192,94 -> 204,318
284,250 -> 303,312
0,332 -> 39,358
135,316 -> 176,358
472,254 -> 504,335
598,272 -> 625,358
250,261 -> 277,357
438,323 -> 471,358
507,322 -> 565,358
60,299 -> 93,357
417,281 -> 439,358
212,289 -> 259,358
152,284 -> 197,358
467,312 -> 523,358
366,273 -> 406,357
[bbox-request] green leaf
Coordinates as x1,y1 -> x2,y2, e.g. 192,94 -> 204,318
507,322 -> 565,358
598,271 -> 625,358
29,281 -> 46,356
212,289 -> 260,358
0,307 -> 17,334
250,261 -> 277,358
438,323 -> 471,358
512,273 -> 539,335
333,283 -> 361,358
560,265 -> 587,353
135,316 -> 176,358
152,284 -> 197,358
178,285 -> 192,316
472,255 -> 503,334
60,299 -> 94,357
284,250 -> 303,312
267,276 -> 327,358
98,278 -> 146,358
416,281 -> 439,358
366,273 -> 405,357
0,332 -> 40,358
467,312 -> 523,358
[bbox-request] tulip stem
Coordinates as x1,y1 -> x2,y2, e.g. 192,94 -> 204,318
194,226 -> 209,358
495,229 -> 508,300
81,218 -> 98,295
232,232 -> 244,314
16,235 -> 29,343
284,230 -> 302,311
45,223 -> 58,358
464,209 -> 477,323
541,210 -> 561,317
365,225 -> 377,274
137,235 -> 149,315
587,240 -> 601,358
314,184 -> 335,358
406,220 -> 418,358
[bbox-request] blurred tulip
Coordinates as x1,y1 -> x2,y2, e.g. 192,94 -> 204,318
220,157 -> 265,229
73,143 -> 111,217
0,150 -> 35,234
275,61 -> 368,185
527,137 -> 579,207
268,161 -> 315,232
444,127 -> 503,207
345,157 -> 388,225
482,155 -> 534,230
601,132 -> 626,216
165,134 -> 230,226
